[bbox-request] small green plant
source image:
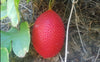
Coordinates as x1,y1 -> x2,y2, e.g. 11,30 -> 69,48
0,0 -> 31,62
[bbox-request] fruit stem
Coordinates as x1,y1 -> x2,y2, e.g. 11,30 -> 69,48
48,0 -> 54,10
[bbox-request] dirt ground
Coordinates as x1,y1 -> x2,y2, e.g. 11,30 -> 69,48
1,0 -> 100,62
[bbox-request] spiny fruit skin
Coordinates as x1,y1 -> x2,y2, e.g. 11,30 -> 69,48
32,10 -> 65,58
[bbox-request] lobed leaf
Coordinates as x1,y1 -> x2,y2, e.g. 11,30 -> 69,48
1,22 -> 30,57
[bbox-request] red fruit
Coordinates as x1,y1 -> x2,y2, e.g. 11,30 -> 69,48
32,10 -> 65,58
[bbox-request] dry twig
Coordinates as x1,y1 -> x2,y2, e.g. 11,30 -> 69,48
74,4 -> 87,54
19,4 -> 32,13
59,53 -> 64,62
94,48 -> 100,62
64,0 -> 78,62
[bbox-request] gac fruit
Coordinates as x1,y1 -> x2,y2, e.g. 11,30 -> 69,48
32,10 -> 65,58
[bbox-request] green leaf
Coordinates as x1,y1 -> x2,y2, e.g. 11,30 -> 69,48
1,48 -> 9,62
0,0 -> 7,20
7,0 -> 20,27
1,31 -> 12,52
1,22 -> 30,57
1,0 -> 6,3
14,0 -> 20,23
12,22 -> 30,57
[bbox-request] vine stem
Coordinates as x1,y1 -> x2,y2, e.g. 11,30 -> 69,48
48,0 -> 54,10
64,0 -> 78,62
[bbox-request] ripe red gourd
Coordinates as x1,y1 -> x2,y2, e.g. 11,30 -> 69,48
32,10 -> 65,58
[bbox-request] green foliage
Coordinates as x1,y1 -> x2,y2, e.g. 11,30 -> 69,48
1,0 -> 31,62
7,0 -> 20,27
1,0 -> 6,3
1,48 -> 9,62
14,0 -> 20,23
1,22 -> 30,57
1,0 -> 20,27
0,0 -> 7,20
1,31 -> 12,52
12,22 -> 30,57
